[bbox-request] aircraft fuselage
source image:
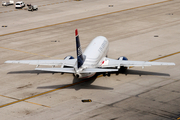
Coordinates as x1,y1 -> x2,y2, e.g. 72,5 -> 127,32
75,36 -> 108,78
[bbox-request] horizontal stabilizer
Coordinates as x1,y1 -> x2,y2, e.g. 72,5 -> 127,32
35,68 -> 118,73
80,68 -> 119,73
35,68 -> 75,73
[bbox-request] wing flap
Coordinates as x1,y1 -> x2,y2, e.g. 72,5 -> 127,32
35,68 -> 75,73
80,68 -> 119,73
35,68 -> 118,73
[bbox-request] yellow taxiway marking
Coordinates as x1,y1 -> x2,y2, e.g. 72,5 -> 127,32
149,51 -> 180,62
0,78 -> 92,108
177,117 -> 180,120
97,74 -> 103,78
0,0 -> 172,37
0,94 -> 50,108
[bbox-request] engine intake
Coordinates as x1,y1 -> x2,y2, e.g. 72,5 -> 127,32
117,56 -> 128,61
64,55 -> 75,60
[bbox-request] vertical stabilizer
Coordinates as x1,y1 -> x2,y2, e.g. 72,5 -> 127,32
75,29 -> 85,68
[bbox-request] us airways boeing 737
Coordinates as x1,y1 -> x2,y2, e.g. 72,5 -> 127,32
5,29 -> 175,78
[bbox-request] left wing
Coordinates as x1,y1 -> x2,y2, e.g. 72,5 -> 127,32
5,59 -> 76,67
99,58 -> 175,68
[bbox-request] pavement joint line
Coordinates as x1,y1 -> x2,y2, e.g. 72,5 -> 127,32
0,46 -> 62,59
0,94 -> 50,108
0,46 -> 51,58
0,0 -> 172,37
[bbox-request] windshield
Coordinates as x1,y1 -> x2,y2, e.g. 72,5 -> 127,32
16,3 -> 20,5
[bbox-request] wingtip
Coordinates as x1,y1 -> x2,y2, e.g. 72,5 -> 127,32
4,60 -> 17,63
4,61 -> 10,63
75,29 -> 78,36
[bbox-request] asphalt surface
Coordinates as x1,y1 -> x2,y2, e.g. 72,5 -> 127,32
0,0 -> 180,120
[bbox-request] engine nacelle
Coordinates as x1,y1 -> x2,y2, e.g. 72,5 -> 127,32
63,56 -> 75,68
117,56 -> 128,73
117,56 -> 128,61
64,55 -> 75,60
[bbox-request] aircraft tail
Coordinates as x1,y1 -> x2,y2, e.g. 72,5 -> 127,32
75,29 -> 85,68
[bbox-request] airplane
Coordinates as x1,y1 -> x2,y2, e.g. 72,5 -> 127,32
5,29 -> 175,79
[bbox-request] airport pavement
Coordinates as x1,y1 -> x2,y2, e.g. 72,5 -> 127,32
0,0 -> 180,120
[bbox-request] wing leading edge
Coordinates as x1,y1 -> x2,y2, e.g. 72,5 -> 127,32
5,59 -> 76,67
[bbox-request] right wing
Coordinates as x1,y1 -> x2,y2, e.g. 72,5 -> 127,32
5,59 -> 77,67
100,58 -> 175,68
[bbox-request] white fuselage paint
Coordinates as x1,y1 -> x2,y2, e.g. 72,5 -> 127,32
78,36 -> 109,78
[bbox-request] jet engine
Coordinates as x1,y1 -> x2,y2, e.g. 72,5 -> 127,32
64,55 -> 75,60
117,56 -> 128,61
62,56 -> 75,68
117,56 -> 128,72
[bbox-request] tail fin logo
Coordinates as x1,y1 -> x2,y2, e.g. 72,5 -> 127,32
78,47 -> 82,57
